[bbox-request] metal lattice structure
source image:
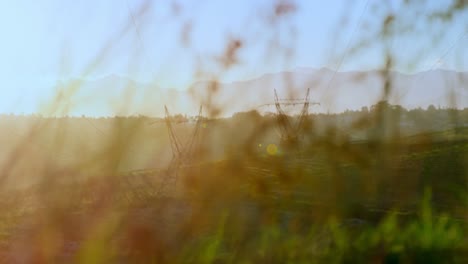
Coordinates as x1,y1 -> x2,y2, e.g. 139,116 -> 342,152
103,106 -> 203,204
156,105 -> 203,197
119,171 -> 159,203
273,88 -> 319,144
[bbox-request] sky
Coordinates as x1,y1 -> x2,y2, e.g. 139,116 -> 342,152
0,0 -> 466,116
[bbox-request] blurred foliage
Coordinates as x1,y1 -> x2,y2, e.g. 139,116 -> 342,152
0,0 -> 467,263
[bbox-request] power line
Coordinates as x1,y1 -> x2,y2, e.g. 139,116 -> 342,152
124,0 -> 166,108
426,32 -> 467,71
85,118 -> 106,136
125,0 -> 145,50
326,0 -> 370,90
398,31 -> 467,101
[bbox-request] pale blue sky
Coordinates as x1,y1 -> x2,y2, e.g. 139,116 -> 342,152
0,0 -> 466,115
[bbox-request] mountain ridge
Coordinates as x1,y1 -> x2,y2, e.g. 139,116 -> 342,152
43,69 -> 468,117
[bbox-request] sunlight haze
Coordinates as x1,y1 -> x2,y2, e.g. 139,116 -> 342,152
0,0 -> 466,116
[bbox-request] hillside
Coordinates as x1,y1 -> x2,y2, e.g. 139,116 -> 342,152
35,69 -> 468,117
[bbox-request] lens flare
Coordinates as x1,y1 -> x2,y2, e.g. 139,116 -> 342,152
266,144 -> 278,155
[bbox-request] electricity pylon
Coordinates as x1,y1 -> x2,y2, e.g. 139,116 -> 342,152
273,88 -> 319,145
156,105 -> 203,197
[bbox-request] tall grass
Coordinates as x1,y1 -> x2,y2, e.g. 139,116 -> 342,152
0,0 -> 466,263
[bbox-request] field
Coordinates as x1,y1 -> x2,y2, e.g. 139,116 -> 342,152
1,0 -> 467,262
0,113 -> 466,263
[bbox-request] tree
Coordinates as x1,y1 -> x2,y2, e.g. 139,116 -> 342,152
427,104 -> 436,112
361,106 -> 369,114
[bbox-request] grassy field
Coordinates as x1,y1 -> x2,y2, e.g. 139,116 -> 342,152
0,123 -> 466,263
1,0 -> 467,262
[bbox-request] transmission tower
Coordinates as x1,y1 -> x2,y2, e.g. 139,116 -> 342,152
273,88 -> 319,145
156,105 -> 203,197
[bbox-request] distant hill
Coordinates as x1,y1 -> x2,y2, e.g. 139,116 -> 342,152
190,68 -> 468,115
49,69 -> 468,117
